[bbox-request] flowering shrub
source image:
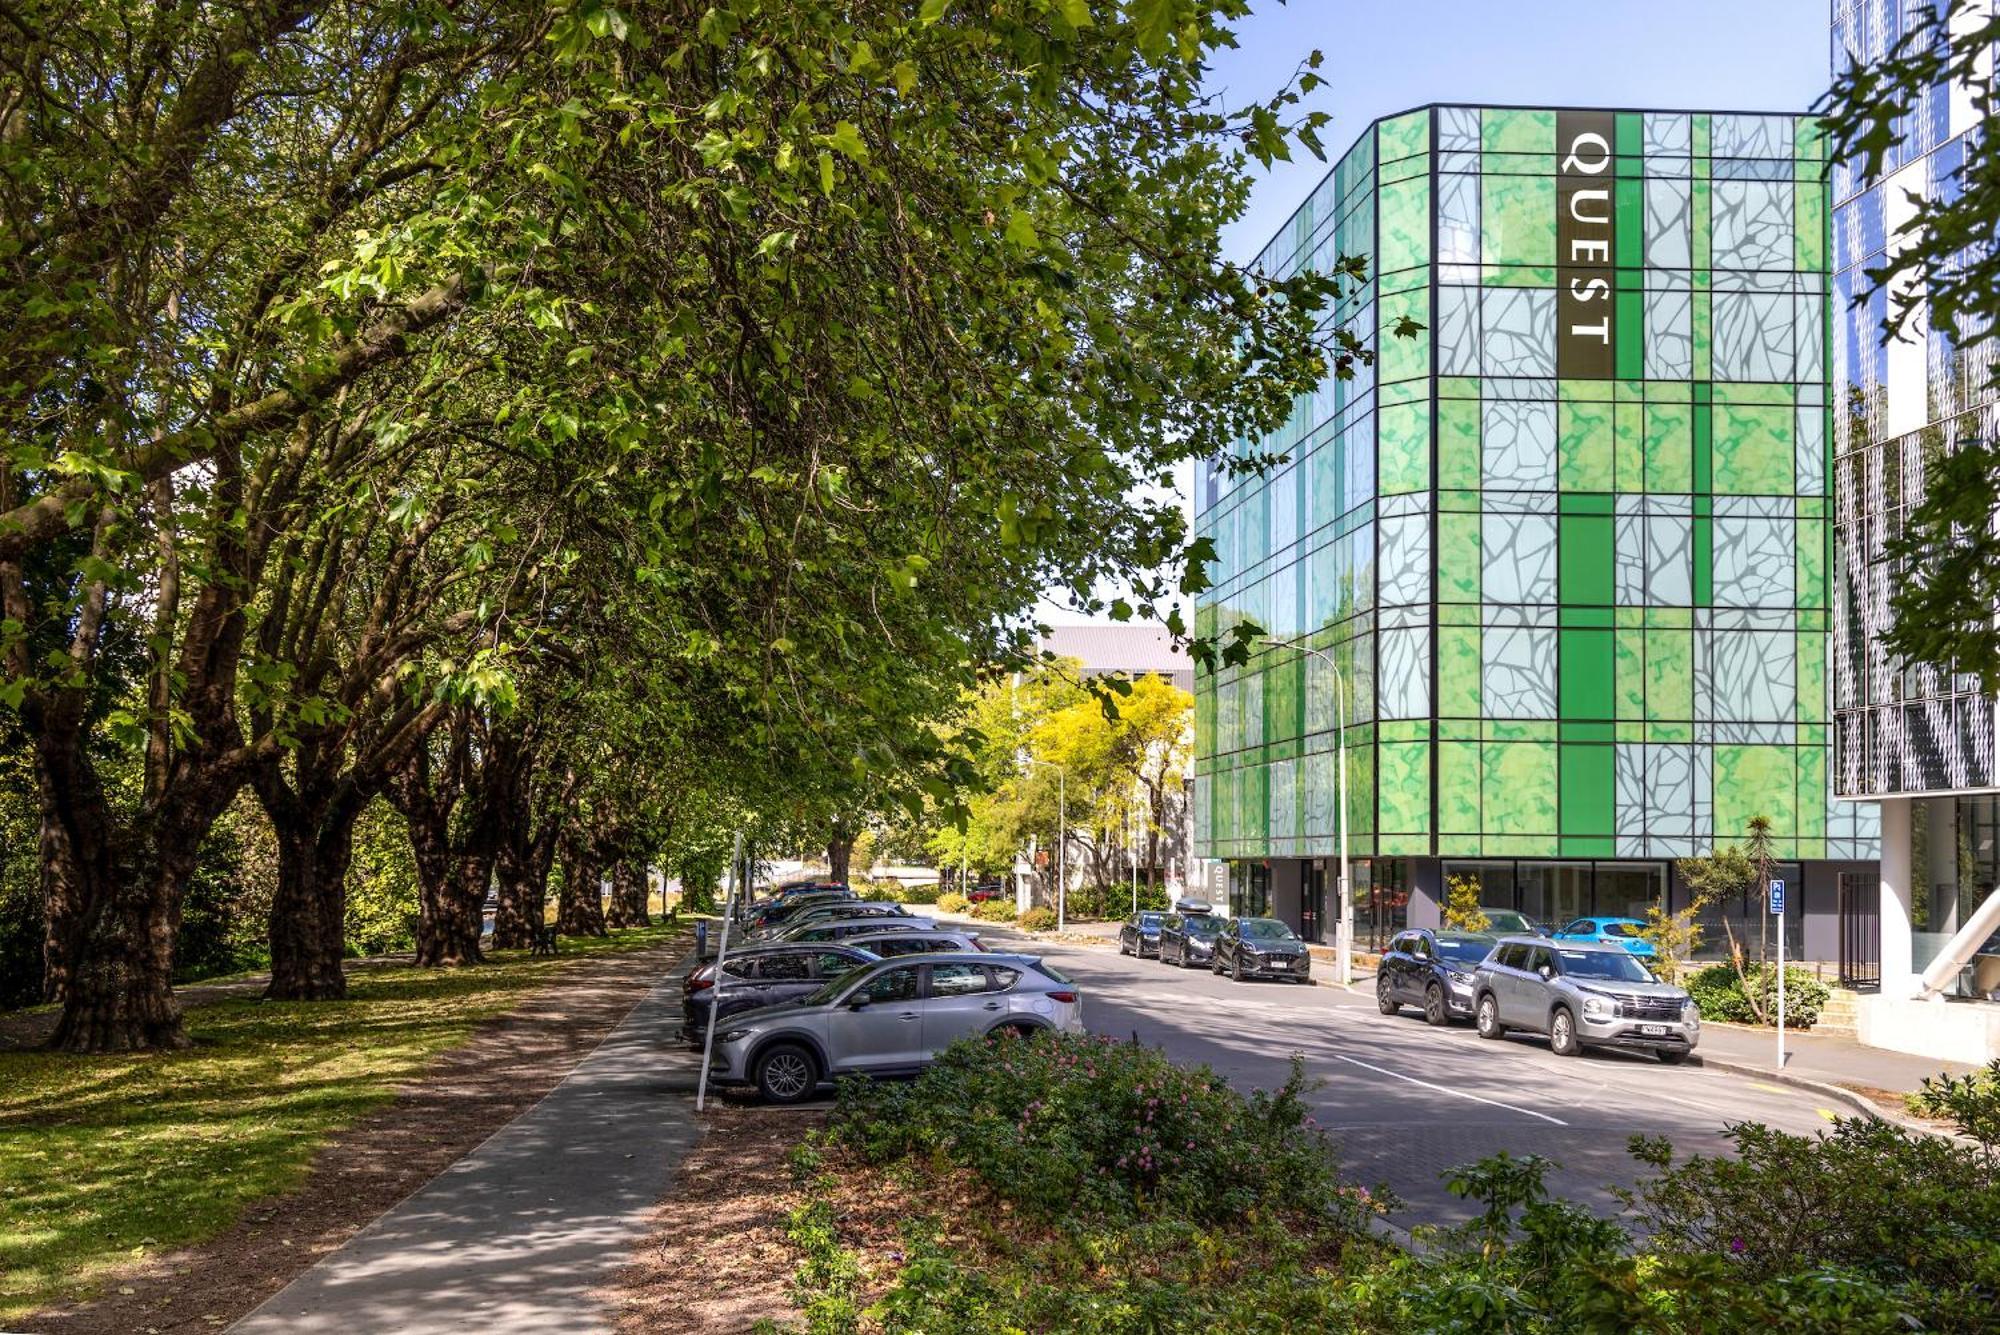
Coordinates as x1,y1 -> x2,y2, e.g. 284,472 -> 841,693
969,899 -> 1017,922
1017,906 -> 1057,931
933,892 -> 969,914
830,1031 -> 1357,1228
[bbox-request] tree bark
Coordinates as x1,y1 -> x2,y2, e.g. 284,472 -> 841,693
403,791 -> 486,967
264,812 -> 356,1000
492,836 -> 539,949
826,835 -> 852,885
606,860 -> 649,928
556,843 -> 607,937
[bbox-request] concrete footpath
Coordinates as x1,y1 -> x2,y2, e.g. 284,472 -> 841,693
230,955 -> 703,1335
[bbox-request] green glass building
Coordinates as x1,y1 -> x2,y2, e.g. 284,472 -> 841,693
1193,105 -> 1878,952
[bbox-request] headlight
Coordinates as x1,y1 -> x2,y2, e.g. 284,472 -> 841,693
1580,994 -> 1612,1019
719,1028 -> 753,1043
1682,1002 -> 1700,1025
1446,970 -> 1475,988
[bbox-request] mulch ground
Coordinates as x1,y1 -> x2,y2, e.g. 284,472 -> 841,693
20,930 -> 691,1335
612,1103 -> 819,1334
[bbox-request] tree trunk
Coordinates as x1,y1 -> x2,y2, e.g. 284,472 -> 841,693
38,808 -> 79,1004
45,845 -> 192,1053
606,860 -> 649,928
556,846 -> 606,937
826,835 -> 853,884
264,809 -> 357,1001
492,837 -> 538,950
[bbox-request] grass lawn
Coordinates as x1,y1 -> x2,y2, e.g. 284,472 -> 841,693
0,924 -> 681,1323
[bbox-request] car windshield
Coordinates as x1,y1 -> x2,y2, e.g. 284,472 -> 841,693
1238,918 -> 1295,940
1137,913 -> 1163,929
1554,949 -> 1654,982
1182,916 -> 1220,937
1600,921 -> 1643,938
1434,937 -> 1493,965
802,963 -> 877,1006
1485,910 -> 1528,929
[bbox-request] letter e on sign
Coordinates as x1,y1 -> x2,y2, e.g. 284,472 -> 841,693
1557,110 -> 1618,379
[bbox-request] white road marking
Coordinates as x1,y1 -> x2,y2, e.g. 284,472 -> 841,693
1325,1052 -> 1570,1126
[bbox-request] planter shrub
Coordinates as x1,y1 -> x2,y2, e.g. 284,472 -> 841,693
970,900 -> 1017,923
1686,962 -> 1828,1027
1018,906 -> 1057,931
934,892 -> 969,914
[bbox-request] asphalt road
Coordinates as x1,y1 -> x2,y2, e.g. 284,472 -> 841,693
1003,931 -> 1843,1228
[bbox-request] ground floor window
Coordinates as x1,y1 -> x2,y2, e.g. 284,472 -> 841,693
1357,859 -> 1408,951
1443,859 -> 1666,932
1229,860 -> 1271,918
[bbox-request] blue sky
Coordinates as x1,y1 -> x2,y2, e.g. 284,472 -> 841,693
1042,0 -> 1834,626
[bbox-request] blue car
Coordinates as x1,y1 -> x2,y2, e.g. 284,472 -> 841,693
1553,916 -> 1656,957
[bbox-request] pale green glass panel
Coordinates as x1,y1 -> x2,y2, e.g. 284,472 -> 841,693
1378,109 -> 1431,163
1714,403 -> 1794,494
1439,623 -> 1481,717
1644,403 -> 1693,493
1560,398 -> 1614,491
1482,741 -> 1558,835
1615,629 -> 1646,719
1438,510 -> 1481,603
1439,740 -> 1482,832
1643,629 -> 1693,722
1481,107 -> 1556,156
1378,741 -> 1432,834
1481,174 -> 1557,271
1379,174 -> 1432,273
1715,745 -> 1798,843
1379,400 -> 1432,495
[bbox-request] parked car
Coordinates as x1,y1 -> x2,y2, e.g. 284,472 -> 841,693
707,952 -> 1084,1103
743,890 -> 855,934
747,901 -> 909,941
775,915 -> 938,945
1472,937 -> 1698,1063
682,943 -> 880,1046
839,928 -> 987,957
966,880 -> 1009,903
773,880 -> 849,901
1479,908 -> 1550,937
1158,911 -> 1222,967
1211,917 -> 1312,983
1376,928 -> 1498,1025
1118,911 -> 1166,958
1552,916 -> 1656,957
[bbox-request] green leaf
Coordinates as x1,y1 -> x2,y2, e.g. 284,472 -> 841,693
823,120 -> 870,164
919,0 -> 951,25
1057,0 -> 1093,27
1128,0 -> 1173,59
1004,210 -> 1040,249
818,150 -> 836,196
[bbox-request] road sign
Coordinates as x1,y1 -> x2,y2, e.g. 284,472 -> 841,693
1770,878 -> 1788,1069
1768,879 -> 1785,916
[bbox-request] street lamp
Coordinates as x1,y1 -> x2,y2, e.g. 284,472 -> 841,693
1024,757 -> 1067,932
1260,633 -> 1352,986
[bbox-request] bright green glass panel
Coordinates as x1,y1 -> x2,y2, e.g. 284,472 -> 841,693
1439,740 -> 1482,833
1481,174 -> 1556,270
1378,109 -> 1430,162
1559,628 -> 1614,720
1378,741 -> 1432,834
1643,629 -> 1693,721
1482,741 -> 1558,835
1559,516 -> 1614,607
1714,745 -> 1798,842
1378,400 -> 1432,494
1560,744 -> 1614,836
1644,402 -> 1693,493
1481,107 -> 1555,156
1713,403 -> 1794,494
1559,397 -> 1614,491
1439,623 -> 1481,717
1379,174 -> 1431,273
1439,510 -> 1481,603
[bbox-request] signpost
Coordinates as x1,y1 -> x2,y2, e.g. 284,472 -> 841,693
1769,878 -> 1787,1068
696,831 -> 745,1113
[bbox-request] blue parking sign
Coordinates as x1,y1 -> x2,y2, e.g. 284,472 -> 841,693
1768,879 -> 1785,915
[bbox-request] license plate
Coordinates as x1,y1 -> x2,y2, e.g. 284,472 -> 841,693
1640,1024 -> 1667,1036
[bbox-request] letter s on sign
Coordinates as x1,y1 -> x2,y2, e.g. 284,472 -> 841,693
1570,276 -> 1610,304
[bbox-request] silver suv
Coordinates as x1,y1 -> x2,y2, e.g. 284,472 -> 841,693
1472,936 -> 1698,1063
706,952 -> 1083,1103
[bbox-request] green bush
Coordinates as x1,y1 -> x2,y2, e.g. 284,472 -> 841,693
969,899 -> 1016,923
1018,906 -> 1057,932
897,882 -> 941,905
830,1033 -> 1358,1229
934,891 -> 969,914
1905,1060 -> 2000,1156
1685,962 -> 1828,1027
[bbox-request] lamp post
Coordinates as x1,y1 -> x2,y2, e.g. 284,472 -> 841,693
1025,757 -> 1067,932
1260,634 -> 1352,986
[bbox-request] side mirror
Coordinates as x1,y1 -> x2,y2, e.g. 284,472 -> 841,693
847,995 -> 871,1010
1537,965 -> 1554,980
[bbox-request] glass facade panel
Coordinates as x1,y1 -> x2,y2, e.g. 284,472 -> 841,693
1195,104 -> 1868,872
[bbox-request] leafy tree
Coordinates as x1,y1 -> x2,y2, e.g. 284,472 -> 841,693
1442,874 -> 1490,933
1676,815 -> 1778,1020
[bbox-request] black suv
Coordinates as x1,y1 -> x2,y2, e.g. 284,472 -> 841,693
1118,911 -> 1166,958
1211,917 -> 1311,983
1376,928 -> 1498,1026
1158,910 -> 1221,967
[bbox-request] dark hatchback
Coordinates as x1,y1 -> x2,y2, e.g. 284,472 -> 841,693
1376,928 -> 1498,1026
1118,911 -> 1166,958
1211,917 -> 1311,983
1158,911 -> 1221,967
682,943 -> 879,1046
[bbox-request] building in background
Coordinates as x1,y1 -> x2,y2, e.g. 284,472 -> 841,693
1830,0 -> 2000,1060
1039,624 -> 1195,691
1193,103 -> 1876,956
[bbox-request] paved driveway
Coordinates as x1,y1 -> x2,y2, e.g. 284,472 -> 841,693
1003,930 -> 1841,1226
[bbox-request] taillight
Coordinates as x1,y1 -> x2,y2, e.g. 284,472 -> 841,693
1048,990 -> 1078,1003
687,976 -> 713,992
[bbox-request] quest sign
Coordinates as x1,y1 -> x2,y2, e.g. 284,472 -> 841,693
1556,110 -> 1618,378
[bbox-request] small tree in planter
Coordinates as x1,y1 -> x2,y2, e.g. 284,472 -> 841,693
1676,817 -> 1778,1021
1443,874 -> 1490,932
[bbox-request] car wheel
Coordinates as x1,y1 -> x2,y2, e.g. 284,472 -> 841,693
1376,975 -> 1399,1015
1231,954 -> 1245,983
1424,983 -> 1448,1027
753,1043 -> 819,1105
1655,1048 -> 1689,1065
1549,1006 -> 1581,1057
1476,994 -> 1504,1040
1210,954 -> 1223,975
1118,937 -> 1130,956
